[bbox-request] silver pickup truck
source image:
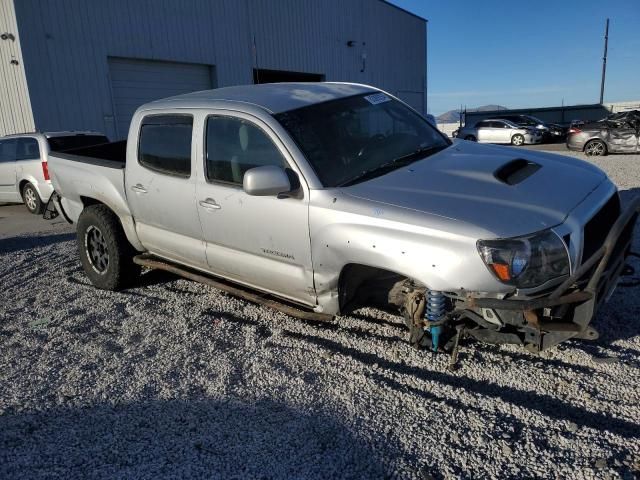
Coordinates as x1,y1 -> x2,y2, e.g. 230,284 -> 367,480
47,83 -> 638,355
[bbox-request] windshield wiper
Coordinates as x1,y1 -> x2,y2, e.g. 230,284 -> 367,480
339,144 -> 447,187
390,144 -> 448,165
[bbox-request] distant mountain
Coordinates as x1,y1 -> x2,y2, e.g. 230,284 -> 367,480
436,105 -> 507,123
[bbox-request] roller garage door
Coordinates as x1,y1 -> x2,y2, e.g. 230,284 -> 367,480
108,58 -> 214,139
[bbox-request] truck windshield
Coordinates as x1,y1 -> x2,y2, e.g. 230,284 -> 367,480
274,93 -> 450,187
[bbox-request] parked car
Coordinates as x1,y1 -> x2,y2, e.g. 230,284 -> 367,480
457,119 -> 542,146
496,114 -> 566,141
0,131 -> 108,213
47,83 -> 636,354
567,110 -> 640,156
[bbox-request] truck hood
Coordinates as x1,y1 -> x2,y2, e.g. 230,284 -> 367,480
343,140 -> 607,237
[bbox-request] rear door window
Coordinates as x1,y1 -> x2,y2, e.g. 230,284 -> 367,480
138,115 -> 193,177
16,138 -> 40,160
0,139 -> 17,162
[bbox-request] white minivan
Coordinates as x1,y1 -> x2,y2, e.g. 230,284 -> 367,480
0,132 -> 108,213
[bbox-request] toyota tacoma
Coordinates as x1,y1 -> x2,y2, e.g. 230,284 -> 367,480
46,83 -> 638,355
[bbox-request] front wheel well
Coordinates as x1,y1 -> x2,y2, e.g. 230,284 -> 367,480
338,263 -> 421,314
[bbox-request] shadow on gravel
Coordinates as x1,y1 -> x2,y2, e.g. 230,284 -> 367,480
0,232 -> 75,255
137,268 -> 179,288
212,311 -> 638,442
282,331 -> 639,441
0,398 -> 385,479
471,343 -> 597,375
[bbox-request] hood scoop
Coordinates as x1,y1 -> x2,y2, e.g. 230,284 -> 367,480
494,158 -> 541,185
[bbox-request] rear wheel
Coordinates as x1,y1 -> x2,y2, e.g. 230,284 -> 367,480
511,134 -> 525,146
584,139 -> 607,156
77,205 -> 140,290
464,135 -> 476,141
22,182 -> 43,214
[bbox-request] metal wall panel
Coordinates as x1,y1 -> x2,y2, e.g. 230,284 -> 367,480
0,0 -> 35,136
108,58 -> 214,138
13,0 -> 426,136
247,0 -> 426,106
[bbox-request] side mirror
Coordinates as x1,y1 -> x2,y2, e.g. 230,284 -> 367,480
243,165 -> 292,196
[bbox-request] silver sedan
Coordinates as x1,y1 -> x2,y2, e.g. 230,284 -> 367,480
457,119 -> 543,146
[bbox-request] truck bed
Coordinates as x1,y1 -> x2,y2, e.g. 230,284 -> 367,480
52,140 -> 127,169
47,140 -> 131,225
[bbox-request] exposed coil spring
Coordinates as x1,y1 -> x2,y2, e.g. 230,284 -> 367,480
425,290 -> 447,322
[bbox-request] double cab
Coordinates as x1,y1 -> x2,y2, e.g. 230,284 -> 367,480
47,83 -> 637,353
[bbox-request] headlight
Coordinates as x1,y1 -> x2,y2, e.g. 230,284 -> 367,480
477,230 -> 570,288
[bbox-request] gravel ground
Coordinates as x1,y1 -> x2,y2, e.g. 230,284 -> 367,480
1,152 -> 639,479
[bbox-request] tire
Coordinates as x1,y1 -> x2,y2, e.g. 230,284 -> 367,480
22,182 -> 43,214
76,204 -> 140,290
464,135 -> 476,141
511,134 -> 525,146
584,139 -> 607,156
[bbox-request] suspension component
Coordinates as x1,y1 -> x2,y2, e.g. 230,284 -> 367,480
425,290 -> 446,351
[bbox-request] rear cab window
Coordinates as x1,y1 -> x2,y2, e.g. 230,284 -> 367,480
138,115 -> 193,177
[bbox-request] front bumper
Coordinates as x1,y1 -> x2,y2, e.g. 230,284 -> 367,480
464,197 -> 639,350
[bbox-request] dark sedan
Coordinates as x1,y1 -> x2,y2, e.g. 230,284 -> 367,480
566,110 -> 640,156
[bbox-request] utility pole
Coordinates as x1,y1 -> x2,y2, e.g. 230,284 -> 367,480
599,18 -> 609,104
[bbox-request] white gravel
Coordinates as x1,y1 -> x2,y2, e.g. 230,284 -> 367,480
1,152 -> 639,479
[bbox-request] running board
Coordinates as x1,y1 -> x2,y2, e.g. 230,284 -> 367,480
133,254 -> 334,323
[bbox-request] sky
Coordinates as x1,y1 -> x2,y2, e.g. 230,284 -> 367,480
389,0 -> 640,116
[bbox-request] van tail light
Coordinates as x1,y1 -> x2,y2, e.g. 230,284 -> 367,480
568,127 -> 582,135
42,161 -> 50,180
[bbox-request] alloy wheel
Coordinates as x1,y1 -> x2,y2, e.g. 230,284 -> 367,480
24,187 -> 37,211
585,141 -> 605,156
85,226 -> 109,273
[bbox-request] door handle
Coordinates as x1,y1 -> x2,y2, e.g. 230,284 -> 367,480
131,184 -> 147,194
199,198 -> 221,210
